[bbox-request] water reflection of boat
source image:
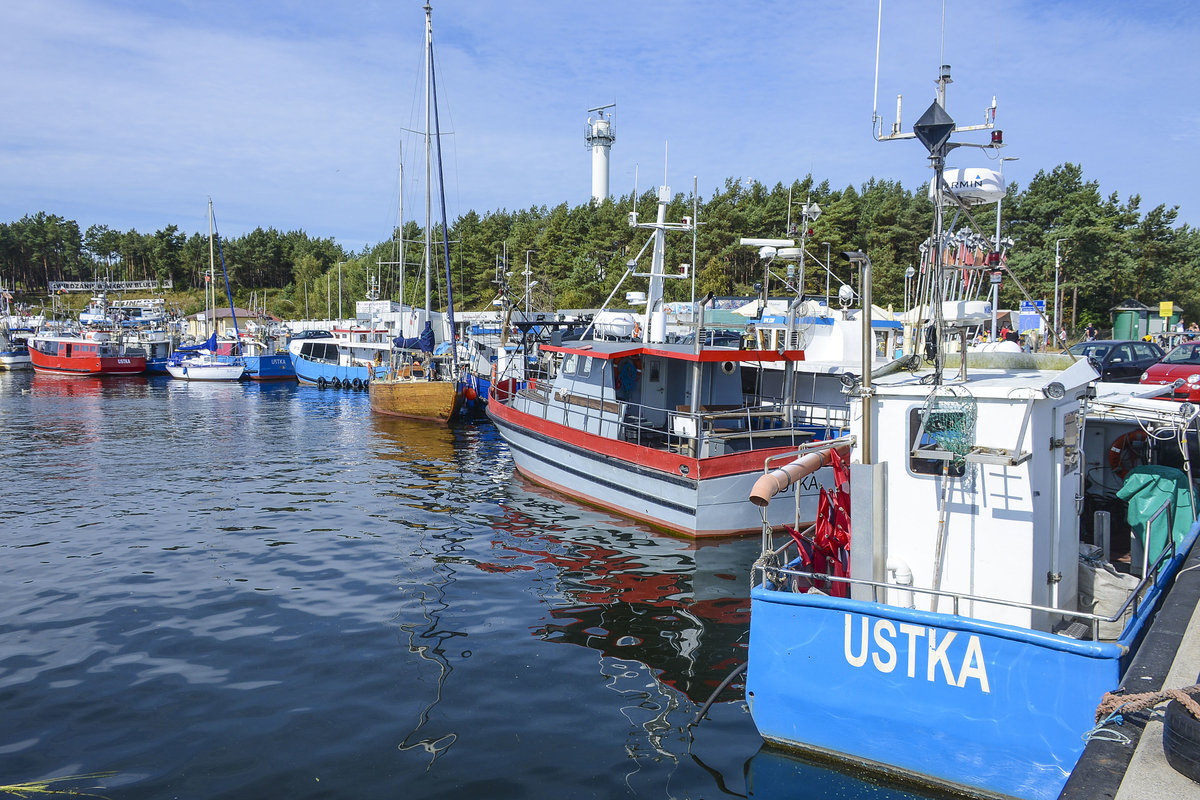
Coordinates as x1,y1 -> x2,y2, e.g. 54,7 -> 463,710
30,372 -> 147,397
371,416 -> 457,464
746,746 -> 962,800
488,496 -> 758,704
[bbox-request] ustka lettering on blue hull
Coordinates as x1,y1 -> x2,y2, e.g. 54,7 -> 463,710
843,613 -> 990,693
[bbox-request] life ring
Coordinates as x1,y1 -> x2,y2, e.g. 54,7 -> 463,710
1108,430 -> 1149,479
632,322 -> 642,339
613,355 -> 641,400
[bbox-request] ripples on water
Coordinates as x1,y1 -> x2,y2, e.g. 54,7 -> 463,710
1,372 -> 784,799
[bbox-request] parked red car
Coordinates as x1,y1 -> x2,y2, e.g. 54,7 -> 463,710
1140,341 -> 1200,400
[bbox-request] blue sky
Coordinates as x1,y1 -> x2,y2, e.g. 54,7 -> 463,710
3,1 -> 1197,253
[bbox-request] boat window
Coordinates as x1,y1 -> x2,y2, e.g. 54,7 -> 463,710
909,407 -> 965,478
562,354 -> 577,375
579,356 -> 592,376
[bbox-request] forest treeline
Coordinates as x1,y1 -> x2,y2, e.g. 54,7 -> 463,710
2,163 -> 1197,329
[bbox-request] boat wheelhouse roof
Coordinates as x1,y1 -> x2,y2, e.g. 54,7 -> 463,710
540,339 -> 805,364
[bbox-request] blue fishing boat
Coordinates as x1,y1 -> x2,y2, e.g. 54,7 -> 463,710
742,61 -> 1200,800
231,324 -> 295,381
288,325 -> 389,389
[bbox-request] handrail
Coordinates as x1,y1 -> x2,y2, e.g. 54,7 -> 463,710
756,527 -> 1181,642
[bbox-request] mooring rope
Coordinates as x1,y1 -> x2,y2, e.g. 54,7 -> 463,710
1094,684 -> 1200,724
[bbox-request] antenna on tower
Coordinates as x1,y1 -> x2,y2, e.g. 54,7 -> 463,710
585,103 -> 616,203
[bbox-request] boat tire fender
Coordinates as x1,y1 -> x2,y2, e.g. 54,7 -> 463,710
317,377 -> 327,389
1164,698 -> 1200,782
332,378 -> 341,388
352,378 -> 362,389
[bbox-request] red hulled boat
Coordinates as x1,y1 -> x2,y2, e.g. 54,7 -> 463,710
28,330 -> 145,375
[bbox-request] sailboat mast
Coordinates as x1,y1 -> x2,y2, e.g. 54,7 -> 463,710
403,145 -> 408,314
207,199 -> 215,339
423,2 -> 433,321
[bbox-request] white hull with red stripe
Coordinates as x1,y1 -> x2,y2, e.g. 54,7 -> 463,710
486,339 -> 849,538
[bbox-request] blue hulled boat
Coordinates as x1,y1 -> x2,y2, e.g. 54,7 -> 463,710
288,327 -> 388,389
742,60 -> 1200,799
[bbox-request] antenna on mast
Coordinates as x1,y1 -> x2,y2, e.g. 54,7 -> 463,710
872,1 -> 998,141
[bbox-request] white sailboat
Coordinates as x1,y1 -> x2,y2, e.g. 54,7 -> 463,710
167,201 -> 245,382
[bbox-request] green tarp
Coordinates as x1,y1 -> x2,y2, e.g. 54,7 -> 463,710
1116,464 -> 1195,567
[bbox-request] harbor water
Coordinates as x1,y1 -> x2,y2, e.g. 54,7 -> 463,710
1,371 -> 952,799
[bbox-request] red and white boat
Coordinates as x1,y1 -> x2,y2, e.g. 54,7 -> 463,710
486,187 -> 851,537
28,329 -> 146,375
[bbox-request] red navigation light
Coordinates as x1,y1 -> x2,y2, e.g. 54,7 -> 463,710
991,130 -> 1003,145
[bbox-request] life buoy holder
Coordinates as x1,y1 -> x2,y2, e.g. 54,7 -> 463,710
1108,430 -> 1149,479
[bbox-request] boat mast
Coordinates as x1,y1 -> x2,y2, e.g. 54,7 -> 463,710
207,198 -> 215,339
423,2 -> 432,324
403,149 -> 408,316
428,7 -> 459,371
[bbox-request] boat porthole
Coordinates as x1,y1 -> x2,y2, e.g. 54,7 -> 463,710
679,464 -> 690,476
721,361 -> 736,375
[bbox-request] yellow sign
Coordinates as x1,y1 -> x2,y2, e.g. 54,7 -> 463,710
1160,301 -> 1175,318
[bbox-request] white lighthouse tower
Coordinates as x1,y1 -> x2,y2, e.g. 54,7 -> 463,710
585,103 -> 616,203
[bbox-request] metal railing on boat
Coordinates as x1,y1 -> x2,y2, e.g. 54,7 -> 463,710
754,497 -> 1179,644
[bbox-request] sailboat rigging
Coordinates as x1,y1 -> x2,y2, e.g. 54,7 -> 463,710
368,1 -> 464,423
166,200 -> 245,381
